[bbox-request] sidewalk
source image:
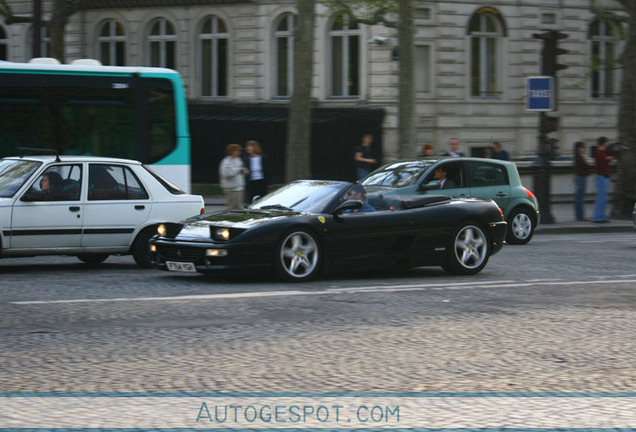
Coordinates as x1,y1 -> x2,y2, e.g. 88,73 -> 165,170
203,196 -> 633,235
534,202 -> 632,234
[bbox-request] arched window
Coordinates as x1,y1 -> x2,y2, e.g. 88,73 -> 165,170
97,20 -> 126,66
329,15 -> 360,97
274,13 -> 295,97
28,26 -> 51,58
147,18 -> 176,69
468,8 -> 505,98
199,15 -> 228,97
0,25 -> 7,61
590,18 -> 621,99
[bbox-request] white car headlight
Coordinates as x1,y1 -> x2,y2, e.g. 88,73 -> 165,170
215,228 -> 231,241
211,226 -> 245,241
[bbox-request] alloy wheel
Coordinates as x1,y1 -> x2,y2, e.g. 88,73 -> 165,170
279,231 -> 319,279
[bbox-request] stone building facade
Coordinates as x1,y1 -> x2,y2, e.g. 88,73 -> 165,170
0,0 -> 625,167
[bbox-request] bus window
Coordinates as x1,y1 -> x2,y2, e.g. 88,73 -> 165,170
0,74 -> 177,163
146,78 -> 176,164
0,62 -> 190,192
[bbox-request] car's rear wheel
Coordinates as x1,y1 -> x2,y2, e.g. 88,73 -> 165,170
275,228 -> 321,282
443,221 -> 490,275
506,208 -> 535,245
132,226 -> 157,269
77,253 -> 109,265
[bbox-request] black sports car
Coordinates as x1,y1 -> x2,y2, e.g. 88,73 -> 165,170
149,180 -> 507,281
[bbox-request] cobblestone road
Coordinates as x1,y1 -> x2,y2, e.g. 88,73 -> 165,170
0,233 -> 634,394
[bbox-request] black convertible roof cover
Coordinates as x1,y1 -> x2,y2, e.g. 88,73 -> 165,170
402,195 -> 452,209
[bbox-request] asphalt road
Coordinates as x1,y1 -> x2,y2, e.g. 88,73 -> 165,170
0,232 -> 634,394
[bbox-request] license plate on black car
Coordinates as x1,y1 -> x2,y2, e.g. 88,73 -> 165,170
166,261 -> 196,272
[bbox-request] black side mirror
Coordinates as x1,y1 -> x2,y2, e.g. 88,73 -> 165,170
419,180 -> 441,191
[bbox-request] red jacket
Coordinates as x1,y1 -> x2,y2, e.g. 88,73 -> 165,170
594,148 -> 611,177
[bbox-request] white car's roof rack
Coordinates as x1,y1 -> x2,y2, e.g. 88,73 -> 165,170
12,147 -> 61,162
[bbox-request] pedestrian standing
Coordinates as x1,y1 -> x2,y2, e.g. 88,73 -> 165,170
443,138 -> 464,157
244,140 -> 271,203
573,141 -> 592,221
219,143 -> 248,210
490,142 -> 510,160
354,133 -> 378,180
591,137 -> 613,223
418,144 -> 434,157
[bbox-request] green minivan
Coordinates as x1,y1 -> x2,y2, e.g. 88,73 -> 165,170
361,158 -> 540,244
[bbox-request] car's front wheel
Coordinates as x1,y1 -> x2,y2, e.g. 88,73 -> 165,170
132,226 -> 157,269
77,253 -> 109,265
443,221 -> 490,275
506,207 -> 535,245
275,228 -> 321,282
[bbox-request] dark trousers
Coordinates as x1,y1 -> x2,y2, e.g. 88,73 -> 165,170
247,179 -> 268,203
574,176 -> 587,220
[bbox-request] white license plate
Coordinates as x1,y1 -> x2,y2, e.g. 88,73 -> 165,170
166,261 -> 197,273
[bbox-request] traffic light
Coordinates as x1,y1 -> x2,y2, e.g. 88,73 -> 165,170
540,115 -> 559,133
547,138 -> 559,159
533,30 -> 568,76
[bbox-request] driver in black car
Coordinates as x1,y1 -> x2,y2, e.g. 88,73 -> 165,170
343,184 -> 376,213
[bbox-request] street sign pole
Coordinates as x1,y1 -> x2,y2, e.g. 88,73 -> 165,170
530,29 -> 568,225
534,112 -> 554,224
526,76 -> 556,224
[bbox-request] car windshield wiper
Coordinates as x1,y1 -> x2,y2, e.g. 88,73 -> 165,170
259,204 -> 294,211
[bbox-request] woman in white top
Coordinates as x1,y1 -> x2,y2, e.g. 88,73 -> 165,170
244,140 -> 271,203
219,143 -> 248,210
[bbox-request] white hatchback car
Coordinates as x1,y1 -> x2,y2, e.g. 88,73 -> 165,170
0,155 -> 204,267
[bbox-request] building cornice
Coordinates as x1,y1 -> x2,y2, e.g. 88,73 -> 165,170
81,0 -> 252,9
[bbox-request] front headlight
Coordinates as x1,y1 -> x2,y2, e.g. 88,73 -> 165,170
210,226 -> 245,241
215,228 -> 230,241
157,224 -> 167,236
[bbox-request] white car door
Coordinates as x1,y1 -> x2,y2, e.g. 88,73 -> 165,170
82,163 -> 151,248
10,164 -> 84,249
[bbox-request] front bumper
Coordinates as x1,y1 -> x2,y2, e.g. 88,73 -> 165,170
150,238 -> 275,273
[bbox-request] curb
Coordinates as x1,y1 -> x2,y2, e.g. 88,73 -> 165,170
535,223 -> 632,235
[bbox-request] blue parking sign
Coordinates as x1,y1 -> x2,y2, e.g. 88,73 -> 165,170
527,76 -> 555,111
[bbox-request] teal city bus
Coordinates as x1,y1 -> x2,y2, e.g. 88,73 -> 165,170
0,59 -> 192,192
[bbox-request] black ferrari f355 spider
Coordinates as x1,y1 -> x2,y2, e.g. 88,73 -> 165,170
149,180 -> 507,281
